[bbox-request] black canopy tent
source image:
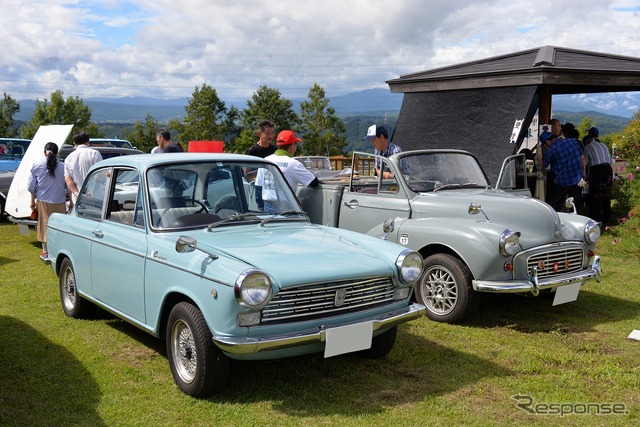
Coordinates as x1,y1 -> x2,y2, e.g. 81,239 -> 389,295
386,45 -> 640,185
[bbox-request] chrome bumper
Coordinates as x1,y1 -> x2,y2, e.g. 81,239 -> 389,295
472,256 -> 601,296
212,303 -> 425,355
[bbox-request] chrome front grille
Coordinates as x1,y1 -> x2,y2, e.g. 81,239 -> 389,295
526,247 -> 585,279
261,277 -> 395,324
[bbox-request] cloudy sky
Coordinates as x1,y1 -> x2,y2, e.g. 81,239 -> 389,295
2,0 -> 640,106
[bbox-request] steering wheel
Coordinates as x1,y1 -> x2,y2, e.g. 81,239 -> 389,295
156,198 -> 209,227
186,198 -> 208,214
213,195 -> 240,214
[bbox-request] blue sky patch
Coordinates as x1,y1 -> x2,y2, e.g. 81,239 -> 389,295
71,2 -> 153,48
613,5 -> 640,12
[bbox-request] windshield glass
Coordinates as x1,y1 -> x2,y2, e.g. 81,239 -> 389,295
0,139 -> 30,160
295,156 -> 332,171
147,160 -> 303,230
401,152 -> 490,193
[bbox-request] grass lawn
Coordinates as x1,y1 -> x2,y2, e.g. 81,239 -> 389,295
0,216 -> 638,426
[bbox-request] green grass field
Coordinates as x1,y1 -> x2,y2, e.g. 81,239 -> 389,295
0,217 -> 638,426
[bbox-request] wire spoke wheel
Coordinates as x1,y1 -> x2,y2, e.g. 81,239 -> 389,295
61,265 -> 77,312
59,258 -> 94,318
166,302 -> 229,397
171,319 -> 197,384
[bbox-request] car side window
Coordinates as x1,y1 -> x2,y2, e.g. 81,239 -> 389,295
379,158 -> 399,194
106,168 -> 141,227
133,184 -> 145,227
76,169 -> 108,221
147,166 -> 198,228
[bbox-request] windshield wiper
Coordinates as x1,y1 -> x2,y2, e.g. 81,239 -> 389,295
206,213 -> 261,230
433,182 -> 485,192
458,182 -> 489,189
433,183 -> 461,192
259,210 -> 309,226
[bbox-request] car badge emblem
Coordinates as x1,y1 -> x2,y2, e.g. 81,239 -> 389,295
565,259 -> 570,271
334,289 -> 346,307
553,262 -> 559,273
538,260 -> 545,270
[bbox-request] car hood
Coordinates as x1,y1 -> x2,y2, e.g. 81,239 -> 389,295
412,188 -> 565,241
194,223 -> 397,286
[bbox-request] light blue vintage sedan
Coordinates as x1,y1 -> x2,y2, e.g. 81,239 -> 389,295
47,153 -> 425,397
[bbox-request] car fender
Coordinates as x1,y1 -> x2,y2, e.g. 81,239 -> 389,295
150,275 -> 240,339
371,217 -> 512,281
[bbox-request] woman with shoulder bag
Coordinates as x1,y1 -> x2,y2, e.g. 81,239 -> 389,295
27,142 -> 68,261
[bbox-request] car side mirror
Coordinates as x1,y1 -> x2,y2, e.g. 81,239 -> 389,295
382,218 -> 395,240
564,197 -> 577,214
468,203 -> 491,222
176,236 -> 197,253
468,203 -> 481,215
176,235 -> 219,260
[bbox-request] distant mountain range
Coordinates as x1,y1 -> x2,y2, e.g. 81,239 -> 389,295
14,88 -> 404,123
14,88 -> 639,123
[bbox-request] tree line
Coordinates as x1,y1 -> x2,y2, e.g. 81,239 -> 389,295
2,84 -> 637,181
0,83 -> 348,156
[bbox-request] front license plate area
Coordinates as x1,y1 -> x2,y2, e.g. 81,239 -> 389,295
324,321 -> 373,358
552,282 -> 582,306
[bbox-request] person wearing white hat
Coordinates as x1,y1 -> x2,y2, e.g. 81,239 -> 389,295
362,124 -> 402,178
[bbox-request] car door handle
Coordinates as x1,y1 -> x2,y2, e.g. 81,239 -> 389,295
344,200 -> 360,208
92,230 -> 104,238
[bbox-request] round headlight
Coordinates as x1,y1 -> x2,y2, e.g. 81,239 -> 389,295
234,269 -> 272,309
396,250 -> 423,284
499,229 -> 522,256
584,220 -> 601,244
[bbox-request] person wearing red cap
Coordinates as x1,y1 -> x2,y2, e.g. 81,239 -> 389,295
267,130 -> 320,189
258,130 -> 319,213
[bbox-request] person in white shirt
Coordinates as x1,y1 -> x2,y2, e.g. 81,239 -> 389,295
152,129 -> 176,153
258,130 -> 319,213
64,131 -> 103,203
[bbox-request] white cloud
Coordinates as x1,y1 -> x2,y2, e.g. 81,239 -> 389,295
1,0 -> 640,104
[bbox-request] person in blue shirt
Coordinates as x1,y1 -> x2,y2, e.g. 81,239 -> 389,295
28,142 -> 68,261
362,124 -> 407,177
539,127 -> 585,212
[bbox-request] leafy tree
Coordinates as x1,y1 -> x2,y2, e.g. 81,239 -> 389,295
299,83 -> 347,156
227,129 -> 260,154
0,93 -> 20,137
225,86 -> 300,154
20,90 -> 103,141
241,85 -> 299,132
612,111 -> 640,161
175,84 -> 229,144
222,105 -> 242,150
576,117 -> 594,140
125,114 -> 161,153
609,111 -> 640,212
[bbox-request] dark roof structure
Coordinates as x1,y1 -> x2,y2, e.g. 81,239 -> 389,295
387,45 -> 640,95
384,46 -> 640,186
